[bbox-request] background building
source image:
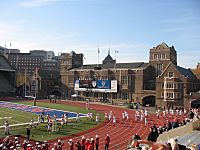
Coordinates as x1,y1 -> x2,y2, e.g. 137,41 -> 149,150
60,43 -> 200,108
1,46 -> 60,75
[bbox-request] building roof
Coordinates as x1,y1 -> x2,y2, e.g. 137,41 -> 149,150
103,54 -> 114,62
176,66 -> 196,78
191,68 -> 200,79
76,62 -> 148,70
158,42 -> 169,48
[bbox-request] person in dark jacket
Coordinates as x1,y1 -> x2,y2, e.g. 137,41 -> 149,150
167,120 -> 172,131
26,127 -> 31,140
75,141 -> 81,150
147,127 -> 158,142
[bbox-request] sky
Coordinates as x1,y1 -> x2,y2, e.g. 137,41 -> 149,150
0,0 -> 200,68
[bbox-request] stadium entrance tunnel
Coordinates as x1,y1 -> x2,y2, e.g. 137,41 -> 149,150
191,99 -> 200,108
142,96 -> 155,107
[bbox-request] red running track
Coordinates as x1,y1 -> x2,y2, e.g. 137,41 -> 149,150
41,100 -> 184,150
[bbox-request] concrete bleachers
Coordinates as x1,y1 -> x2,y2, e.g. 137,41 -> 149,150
157,120 -> 200,146
177,130 -> 200,147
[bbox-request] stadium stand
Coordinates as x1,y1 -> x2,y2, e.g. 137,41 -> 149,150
0,55 -> 16,96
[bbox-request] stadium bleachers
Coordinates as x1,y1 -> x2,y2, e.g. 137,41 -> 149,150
0,72 -> 15,95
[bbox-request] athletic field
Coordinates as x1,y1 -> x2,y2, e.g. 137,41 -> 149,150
0,101 -> 103,141
0,101 -> 86,127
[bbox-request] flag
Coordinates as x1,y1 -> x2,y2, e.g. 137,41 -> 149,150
115,50 -> 119,53
98,46 -> 100,54
83,54 -> 86,59
10,43 -> 11,48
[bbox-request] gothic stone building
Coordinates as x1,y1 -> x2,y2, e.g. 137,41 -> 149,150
60,43 -> 200,108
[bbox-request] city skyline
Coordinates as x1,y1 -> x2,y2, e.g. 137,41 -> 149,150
0,0 -> 200,68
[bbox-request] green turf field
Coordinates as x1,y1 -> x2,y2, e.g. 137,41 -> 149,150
0,107 -> 38,126
0,101 -> 103,141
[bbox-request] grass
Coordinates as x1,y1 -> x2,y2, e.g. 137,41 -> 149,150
0,107 -> 38,126
0,101 -> 104,141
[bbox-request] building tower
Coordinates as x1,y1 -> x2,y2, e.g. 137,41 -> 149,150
149,42 -> 177,76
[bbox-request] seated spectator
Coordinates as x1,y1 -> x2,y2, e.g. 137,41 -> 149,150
167,120 -> 172,131
162,123 -> 167,131
133,133 -> 141,140
158,126 -> 163,134
147,127 -> 158,142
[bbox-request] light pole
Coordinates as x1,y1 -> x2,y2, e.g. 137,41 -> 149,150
33,68 -> 38,106
114,50 -> 119,71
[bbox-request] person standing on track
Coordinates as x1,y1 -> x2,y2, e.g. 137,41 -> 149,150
104,112 -> 108,121
86,99 -> 89,110
95,135 -> 99,150
85,138 -> 90,150
75,141 -> 81,150
81,136 -> 86,150
144,117 -> 148,127
104,134 -> 110,150
68,139 -> 74,150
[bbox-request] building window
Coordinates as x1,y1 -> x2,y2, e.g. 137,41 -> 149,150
161,92 -> 164,98
167,92 -> 174,98
166,83 -> 174,89
121,76 -> 128,84
122,93 -> 128,99
154,54 -> 158,60
168,72 -> 174,78
156,64 -> 163,75
161,54 -> 166,59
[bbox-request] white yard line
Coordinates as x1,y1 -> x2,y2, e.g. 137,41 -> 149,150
0,101 -> 87,116
0,101 -> 87,128
0,117 -> 12,119
0,121 -> 39,128
0,110 -> 36,119
0,116 -> 84,129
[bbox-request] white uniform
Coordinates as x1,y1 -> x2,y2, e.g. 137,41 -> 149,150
113,116 -> 116,126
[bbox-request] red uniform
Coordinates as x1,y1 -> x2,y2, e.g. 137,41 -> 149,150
85,140 -> 90,150
69,141 -> 74,150
87,143 -> 93,150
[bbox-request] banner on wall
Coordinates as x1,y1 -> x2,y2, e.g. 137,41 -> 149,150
75,80 -> 117,93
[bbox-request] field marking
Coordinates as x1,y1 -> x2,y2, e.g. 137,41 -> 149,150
0,110 -> 37,120
0,117 -> 12,120
0,110 -> 37,127
0,116 -> 84,129
0,101 -> 87,128
0,121 -> 39,128
0,101 -> 87,117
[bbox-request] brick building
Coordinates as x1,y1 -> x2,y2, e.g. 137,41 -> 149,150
60,43 -> 200,108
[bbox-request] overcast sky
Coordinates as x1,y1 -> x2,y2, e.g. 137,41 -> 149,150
0,0 -> 200,68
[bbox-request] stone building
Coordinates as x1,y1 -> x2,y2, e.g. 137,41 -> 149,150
60,43 -> 200,108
